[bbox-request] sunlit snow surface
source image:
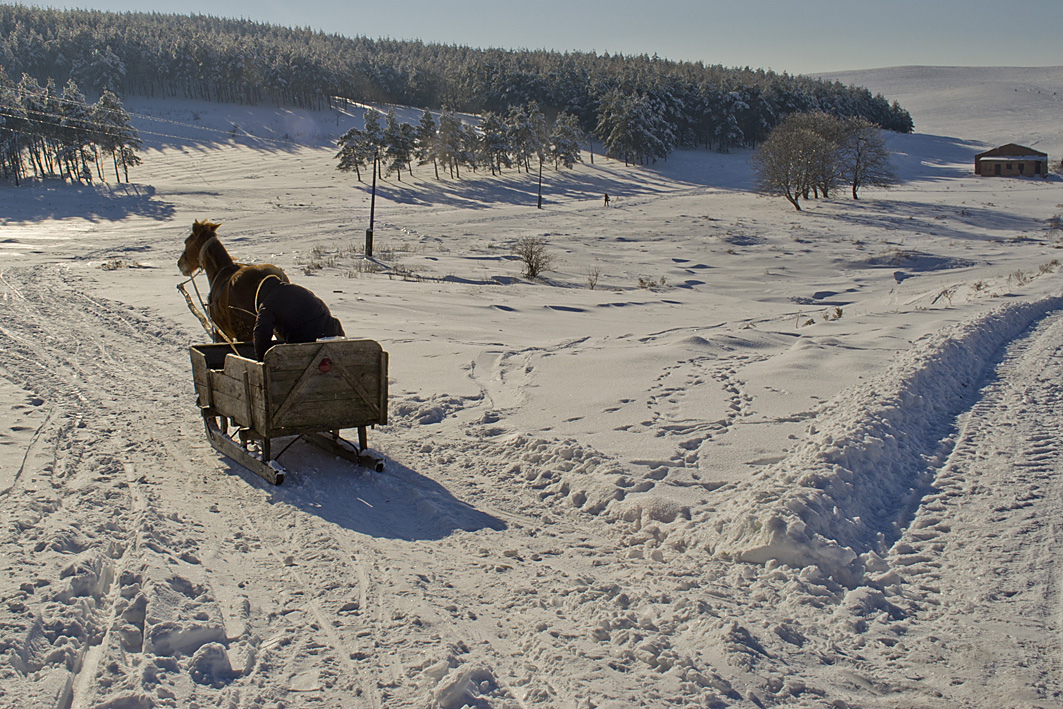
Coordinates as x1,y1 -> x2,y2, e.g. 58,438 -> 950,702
1,65 -> 1062,707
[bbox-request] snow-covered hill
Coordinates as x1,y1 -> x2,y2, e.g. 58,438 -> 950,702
820,65 -> 1063,152
1,66 -> 1062,707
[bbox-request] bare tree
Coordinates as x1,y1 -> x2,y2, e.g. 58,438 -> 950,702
843,117 -> 898,199
752,122 -> 809,211
754,111 -> 898,210
512,236 -> 555,279
779,111 -> 846,200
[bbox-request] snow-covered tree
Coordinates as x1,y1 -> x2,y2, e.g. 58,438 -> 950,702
0,70 -> 27,184
437,109 -> 464,178
335,126 -> 370,181
362,108 -> 384,179
91,88 -> 140,182
478,111 -> 512,175
335,108 -> 386,181
414,108 -> 440,179
59,78 -> 94,182
117,144 -> 141,182
70,45 -> 126,94
596,89 -> 670,165
549,112 -> 583,169
507,101 -> 548,172
383,109 -> 415,180
713,92 -> 746,153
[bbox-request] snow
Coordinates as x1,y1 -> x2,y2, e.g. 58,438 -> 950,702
1,64 -> 1063,707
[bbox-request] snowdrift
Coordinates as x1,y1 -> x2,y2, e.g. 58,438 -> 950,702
697,296 -> 1063,585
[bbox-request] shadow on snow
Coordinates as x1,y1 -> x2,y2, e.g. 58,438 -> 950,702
0,180 -> 177,224
224,439 -> 507,542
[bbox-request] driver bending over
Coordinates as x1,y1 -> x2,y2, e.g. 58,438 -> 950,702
253,276 -> 344,360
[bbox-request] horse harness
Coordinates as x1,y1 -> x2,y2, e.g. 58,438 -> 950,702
198,235 -> 239,310
254,274 -> 284,311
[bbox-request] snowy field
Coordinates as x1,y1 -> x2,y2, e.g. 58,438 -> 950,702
1,65 -> 1062,708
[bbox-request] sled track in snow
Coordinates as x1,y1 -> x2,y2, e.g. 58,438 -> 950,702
0,265 -> 592,707
0,266 -> 400,706
0,265 -> 193,706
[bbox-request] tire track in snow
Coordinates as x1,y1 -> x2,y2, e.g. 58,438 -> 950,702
841,309 -> 1063,707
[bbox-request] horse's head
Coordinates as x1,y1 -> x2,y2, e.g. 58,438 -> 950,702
178,219 -> 221,276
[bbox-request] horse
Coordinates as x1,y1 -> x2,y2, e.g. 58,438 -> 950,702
178,219 -> 289,343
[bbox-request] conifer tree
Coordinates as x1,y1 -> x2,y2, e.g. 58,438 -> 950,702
362,108 -> 384,179
550,112 -> 583,169
478,111 -> 512,175
437,109 -> 463,178
335,125 -> 369,181
0,70 -> 26,184
414,108 -> 440,179
383,109 -> 415,180
59,78 -> 94,182
91,88 -> 140,182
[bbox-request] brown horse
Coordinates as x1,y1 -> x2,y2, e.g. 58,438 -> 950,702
178,219 -> 289,342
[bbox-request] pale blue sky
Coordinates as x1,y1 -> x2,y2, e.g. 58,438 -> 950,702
21,0 -> 1063,74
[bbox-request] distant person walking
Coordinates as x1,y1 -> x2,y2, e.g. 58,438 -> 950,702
603,193 -> 610,207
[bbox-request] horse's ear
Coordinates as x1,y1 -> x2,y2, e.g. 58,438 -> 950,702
192,219 -> 220,235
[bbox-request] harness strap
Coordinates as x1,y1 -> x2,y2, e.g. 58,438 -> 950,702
198,235 -> 218,266
177,271 -> 239,352
254,274 -> 283,311
207,264 -> 239,307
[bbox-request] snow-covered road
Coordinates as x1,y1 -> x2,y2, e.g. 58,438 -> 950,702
848,308 -> 1063,707
3,274 -> 1062,707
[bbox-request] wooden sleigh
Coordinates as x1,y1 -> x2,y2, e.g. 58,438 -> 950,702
189,339 -> 388,485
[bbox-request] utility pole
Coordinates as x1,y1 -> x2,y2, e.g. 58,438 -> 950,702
366,150 -> 377,258
536,158 -> 543,209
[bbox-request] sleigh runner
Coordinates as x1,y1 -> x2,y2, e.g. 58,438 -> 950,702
189,339 -> 388,485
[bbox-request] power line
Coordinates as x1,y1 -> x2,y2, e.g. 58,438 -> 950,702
1,98 -> 307,148
0,102 -> 308,148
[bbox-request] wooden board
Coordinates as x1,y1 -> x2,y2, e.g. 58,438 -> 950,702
262,340 -> 387,436
189,339 -> 389,480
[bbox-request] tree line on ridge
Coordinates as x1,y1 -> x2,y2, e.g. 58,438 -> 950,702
0,5 -> 914,170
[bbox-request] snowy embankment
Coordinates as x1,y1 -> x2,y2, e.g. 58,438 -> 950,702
698,296 -> 1063,584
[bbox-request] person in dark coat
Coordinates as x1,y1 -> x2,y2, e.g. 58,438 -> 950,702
253,276 -> 345,360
